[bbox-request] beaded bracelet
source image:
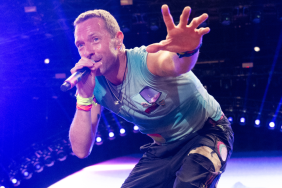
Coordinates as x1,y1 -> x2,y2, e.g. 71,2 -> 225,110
177,44 -> 202,58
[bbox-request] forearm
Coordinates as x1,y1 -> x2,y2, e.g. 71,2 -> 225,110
170,50 -> 199,76
69,104 -> 101,158
148,50 -> 199,77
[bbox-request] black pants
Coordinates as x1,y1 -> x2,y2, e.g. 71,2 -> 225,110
121,115 -> 234,188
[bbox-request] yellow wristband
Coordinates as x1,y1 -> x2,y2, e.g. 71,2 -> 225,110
76,94 -> 95,106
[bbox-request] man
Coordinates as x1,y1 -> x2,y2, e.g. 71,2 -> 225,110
69,4 -> 234,188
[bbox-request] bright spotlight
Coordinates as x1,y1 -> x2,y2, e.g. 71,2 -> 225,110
133,125 -> 139,133
254,119 -> 260,127
44,58 -> 50,64
108,131 -> 116,140
120,128 -> 125,134
228,117 -> 233,124
109,132 -> 114,138
269,122 -> 275,129
11,179 -> 17,184
120,128 -> 126,136
239,116 -> 247,126
254,47 -> 260,52
10,177 -> 20,186
33,162 -> 44,173
96,137 -> 102,143
95,136 -> 103,145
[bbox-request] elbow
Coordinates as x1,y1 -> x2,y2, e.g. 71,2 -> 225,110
72,147 -> 91,159
73,150 -> 90,159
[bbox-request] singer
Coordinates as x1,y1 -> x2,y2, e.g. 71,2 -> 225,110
69,5 -> 234,188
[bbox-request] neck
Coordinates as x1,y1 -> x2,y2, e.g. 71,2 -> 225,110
105,50 -> 127,85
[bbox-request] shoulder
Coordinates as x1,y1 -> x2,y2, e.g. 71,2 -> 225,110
126,46 -> 147,59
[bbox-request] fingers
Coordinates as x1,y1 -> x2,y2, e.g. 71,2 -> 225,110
197,27 -> 210,36
146,43 -> 163,53
146,39 -> 171,53
189,13 -> 209,30
178,6 -> 191,28
71,57 -> 97,74
161,4 -> 175,31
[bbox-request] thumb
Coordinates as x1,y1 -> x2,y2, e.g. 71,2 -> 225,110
146,43 -> 164,53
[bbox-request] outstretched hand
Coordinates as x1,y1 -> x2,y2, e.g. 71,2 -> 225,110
146,5 -> 210,53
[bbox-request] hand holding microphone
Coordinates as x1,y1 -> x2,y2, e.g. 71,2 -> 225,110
60,67 -> 91,92
60,58 -> 101,94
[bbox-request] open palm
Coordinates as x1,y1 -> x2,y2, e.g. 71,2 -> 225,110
146,5 -> 210,53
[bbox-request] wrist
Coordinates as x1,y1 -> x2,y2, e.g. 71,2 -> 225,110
177,44 -> 202,58
76,94 -> 97,111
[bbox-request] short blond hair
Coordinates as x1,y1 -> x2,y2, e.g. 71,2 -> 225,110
74,9 -> 120,38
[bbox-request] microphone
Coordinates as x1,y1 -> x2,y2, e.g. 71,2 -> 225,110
60,67 -> 91,92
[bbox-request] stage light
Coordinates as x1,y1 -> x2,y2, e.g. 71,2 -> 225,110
280,125 -> 282,132
96,137 -> 102,143
240,117 -> 245,122
0,186 -> 5,188
44,155 -> 55,167
20,161 -> 33,179
108,131 -> 115,140
254,47 -> 260,52
35,148 -> 55,167
51,141 -> 69,162
254,119 -> 260,127
228,116 -> 234,124
239,116 -> 247,126
119,128 -> 126,136
109,132 -> 114,138
95,132 -> 103,145
56,150 -> 67,162
44,58 -> 50,64
11,178 -> 19,186
33,161 -> 44,173
120,128 -> 125,134
9,172 -> 21,187
95,137 -> 103,145
133,125 -> 139,133
269,121 -> 275,130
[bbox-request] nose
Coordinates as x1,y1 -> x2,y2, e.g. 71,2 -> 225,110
82,43 -> 94,59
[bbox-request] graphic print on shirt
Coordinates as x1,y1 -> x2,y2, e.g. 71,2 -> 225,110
139,86 -> 162,114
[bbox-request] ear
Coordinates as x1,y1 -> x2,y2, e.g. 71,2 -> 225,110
115,31 -> 124,46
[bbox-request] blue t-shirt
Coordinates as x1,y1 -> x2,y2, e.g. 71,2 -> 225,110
94,46 -> 222,143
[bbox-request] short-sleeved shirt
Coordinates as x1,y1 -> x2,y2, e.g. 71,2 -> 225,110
94,46 -> 222,143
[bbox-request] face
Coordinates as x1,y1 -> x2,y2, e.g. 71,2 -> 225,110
74,17 -> 119,76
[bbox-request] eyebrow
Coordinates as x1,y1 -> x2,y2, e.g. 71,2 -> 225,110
74,31 -> 102,46
87,33 -> 98,40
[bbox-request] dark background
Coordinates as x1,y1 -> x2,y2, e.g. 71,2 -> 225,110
0,0 -> 282,187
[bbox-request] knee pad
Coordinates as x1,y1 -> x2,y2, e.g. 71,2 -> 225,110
174,149 -> 222,188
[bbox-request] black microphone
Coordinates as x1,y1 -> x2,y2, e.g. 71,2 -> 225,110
60,67 -> 91,92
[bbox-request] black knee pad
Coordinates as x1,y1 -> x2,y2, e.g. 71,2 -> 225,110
174,153 -> 220,188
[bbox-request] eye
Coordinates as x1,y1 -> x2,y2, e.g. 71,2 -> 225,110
93,37 -> 99,42
76,43 -> 84,49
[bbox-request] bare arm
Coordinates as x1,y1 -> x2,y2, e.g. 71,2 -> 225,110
147,50 -> 199,77
69,103 -> 102,159
68,57 -> 103,158
146,5 -> 209,77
